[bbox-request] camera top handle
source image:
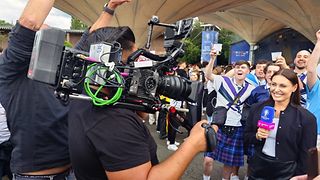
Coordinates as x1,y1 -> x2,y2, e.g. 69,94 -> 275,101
127,48 -> 166,64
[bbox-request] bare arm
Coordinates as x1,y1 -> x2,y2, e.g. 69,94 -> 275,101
89,0 -> 131,33
106,120 -> 218,180
275,56 -> 290,69
205,48 -> 218,81
307,30 -> 320,90
19,0 -> 55,30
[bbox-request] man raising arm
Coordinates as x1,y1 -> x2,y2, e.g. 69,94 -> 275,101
306,30 -> 320,147
204,48 -> 218,81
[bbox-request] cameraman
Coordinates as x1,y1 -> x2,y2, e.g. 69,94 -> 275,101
0,1 -> 71,179
67,2 -> 218,180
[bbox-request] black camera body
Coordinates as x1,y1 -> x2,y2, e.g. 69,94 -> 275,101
28,17 -> 200,112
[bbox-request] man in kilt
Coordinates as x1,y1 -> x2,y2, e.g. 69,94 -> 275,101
204,47 -> 254,180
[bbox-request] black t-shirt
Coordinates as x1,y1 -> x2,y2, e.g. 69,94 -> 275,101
0,23 -> 70,173
68,98 -> 159,180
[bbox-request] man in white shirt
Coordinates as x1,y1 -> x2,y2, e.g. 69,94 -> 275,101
203,48 -> 254,180
294,50 -> 310,107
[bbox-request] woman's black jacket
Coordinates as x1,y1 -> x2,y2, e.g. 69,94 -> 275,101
244,101 -> 317,175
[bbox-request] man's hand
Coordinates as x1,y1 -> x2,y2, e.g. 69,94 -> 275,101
275,56 -> 289,69
185,120 -> 218,152
108,0 -> 132,10
205,48 -> 219,81
209,48 -> 218,60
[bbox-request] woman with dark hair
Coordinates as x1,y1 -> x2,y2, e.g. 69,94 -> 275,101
244,69 -> 317,179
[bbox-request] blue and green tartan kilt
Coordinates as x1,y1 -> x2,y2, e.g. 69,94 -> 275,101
213,126 -> 244,166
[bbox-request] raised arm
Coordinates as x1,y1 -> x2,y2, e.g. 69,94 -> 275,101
89,0 -> 131,33
106,120 -> 218,180
275,56 -> 290,69
205,48 -> 218,81
307,30 -> 320,90
75,0 -> 130,51
19,0 -> 55,31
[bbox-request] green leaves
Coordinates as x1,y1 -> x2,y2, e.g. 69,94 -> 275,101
179,20 -> 202,65
0,20 -> 13,27
70,17 -> 88,30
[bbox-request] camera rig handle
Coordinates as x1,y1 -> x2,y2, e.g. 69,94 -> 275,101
127,48 -> 166,64
159,47 -> 184,65
201,123 -> 217,152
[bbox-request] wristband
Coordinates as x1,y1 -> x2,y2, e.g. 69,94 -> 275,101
103,3 -> 115,15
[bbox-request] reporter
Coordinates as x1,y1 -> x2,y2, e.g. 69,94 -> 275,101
244,69 -> 317,179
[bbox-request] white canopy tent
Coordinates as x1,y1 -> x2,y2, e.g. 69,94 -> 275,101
54,0 -> 254,46
199,0 -> 320,43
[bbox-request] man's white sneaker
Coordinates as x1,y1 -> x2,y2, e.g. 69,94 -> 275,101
166,141 -> 180,146
167,144 -> 178,151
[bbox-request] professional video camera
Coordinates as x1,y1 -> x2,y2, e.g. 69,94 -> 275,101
28,16 -> 201,113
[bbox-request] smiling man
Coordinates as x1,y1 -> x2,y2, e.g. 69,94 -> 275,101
204,49 -> 254,180
294,50 -> 310,74
294,50 -> 311,107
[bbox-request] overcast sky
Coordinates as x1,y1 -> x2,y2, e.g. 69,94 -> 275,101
0,0 -> 71,29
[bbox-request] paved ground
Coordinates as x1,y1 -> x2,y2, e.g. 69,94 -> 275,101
146,123 -> 247,180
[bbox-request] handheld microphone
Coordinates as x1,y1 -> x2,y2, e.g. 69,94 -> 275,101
257,106 -> 275,130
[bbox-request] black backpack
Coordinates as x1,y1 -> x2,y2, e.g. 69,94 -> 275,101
206,90 -> 217,116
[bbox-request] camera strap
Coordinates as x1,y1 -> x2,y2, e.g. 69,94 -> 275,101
222,76 -> 249,111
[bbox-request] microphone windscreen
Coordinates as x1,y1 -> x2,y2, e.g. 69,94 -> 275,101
260,106 -> 275,123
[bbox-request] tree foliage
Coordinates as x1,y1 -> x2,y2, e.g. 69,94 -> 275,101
179,20 -> 202,65
0,20 -> 12,49
217,29 -> 234,65
64,41 -> 73,48
179,19 -> 237,65
0,34 -> 7,49
0,20 -> 13,27
70,17 -> 88,30
182,39 -> 201,65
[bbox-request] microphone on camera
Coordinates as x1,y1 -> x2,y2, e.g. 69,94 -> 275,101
257,106 -> 275,130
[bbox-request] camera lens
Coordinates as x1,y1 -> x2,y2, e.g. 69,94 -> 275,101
157,76 -> 191,100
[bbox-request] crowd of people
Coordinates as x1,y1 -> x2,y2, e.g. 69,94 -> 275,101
149,33 -> 320,180
0,0 -> 319,180
200,41 -> 319,179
